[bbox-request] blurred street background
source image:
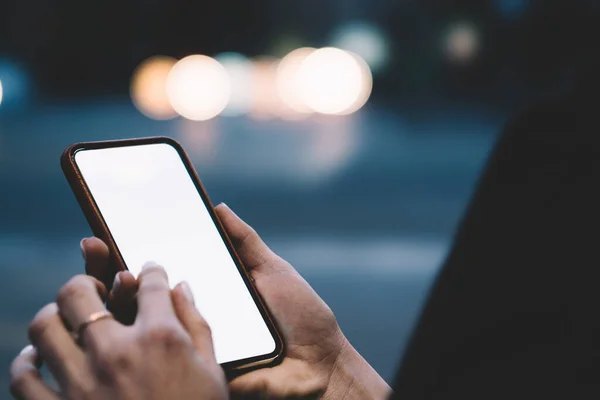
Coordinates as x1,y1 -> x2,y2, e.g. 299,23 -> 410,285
0,0 -> 596,394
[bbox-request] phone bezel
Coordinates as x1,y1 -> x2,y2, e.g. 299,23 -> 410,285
61,136 -> 284,373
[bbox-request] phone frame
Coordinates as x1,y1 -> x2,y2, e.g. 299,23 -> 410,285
61,136 -> 284,373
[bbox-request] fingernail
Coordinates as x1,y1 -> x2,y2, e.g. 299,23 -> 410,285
142,261 -> 159,271
122,270 -> 135,280
180,281 -> 195,305
19,344 -> 34,356
80,238 -> 88,260
112,272 -> 121,291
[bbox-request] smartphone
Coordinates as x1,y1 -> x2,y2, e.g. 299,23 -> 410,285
61,137 -> 283,373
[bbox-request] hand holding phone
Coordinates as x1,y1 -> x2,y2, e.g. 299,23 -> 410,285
62,137 -> 283,372
79,200 -> 392,399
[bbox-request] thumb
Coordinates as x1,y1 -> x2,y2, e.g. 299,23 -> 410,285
172,282 -> 216,362
215,203 -> 295,276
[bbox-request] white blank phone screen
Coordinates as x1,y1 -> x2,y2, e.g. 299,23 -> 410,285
74,143 -> 276,364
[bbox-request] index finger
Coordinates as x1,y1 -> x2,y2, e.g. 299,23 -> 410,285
135,262 -> 177,326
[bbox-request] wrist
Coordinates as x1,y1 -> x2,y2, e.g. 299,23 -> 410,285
322,338 -> 392,400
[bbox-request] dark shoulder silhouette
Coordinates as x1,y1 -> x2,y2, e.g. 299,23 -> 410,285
392,92 -> 600,398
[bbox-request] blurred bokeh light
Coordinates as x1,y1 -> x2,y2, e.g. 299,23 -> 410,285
297,48 -> 370,115
0,59 -> 31,110
130,56 -> 178,120
215,52 -> 254,117
0,80 -> 3,107
249,57 -> 285,120
276,47 -> 316,115
339,53 -> 373,115
166,55 -> 231,121
444,22 -> 480,64
330,21 -> 390,73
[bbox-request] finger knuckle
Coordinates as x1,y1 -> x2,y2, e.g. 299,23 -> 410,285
138,280 -> 168,297
141,325 -> 189,351
95,344 -> 135,379
62,373 -> 96,400
56,275 -> 93,305
194,317 -> 212,336
28,303 -> 58,342
322,303 -> 338,325
239,227 -> 260,248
